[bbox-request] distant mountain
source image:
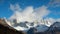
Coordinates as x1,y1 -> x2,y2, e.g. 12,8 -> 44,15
48,22 -> 60,31
9,19 -> 38,31
35,25 -> 49,32
0,18 -> 54,32
0,18 -> 60,34
27,27 -> 37,34
45,22 -> 60,34
27,22 -> 60,34
27,25 -> 48,34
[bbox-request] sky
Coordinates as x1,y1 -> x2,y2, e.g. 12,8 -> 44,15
0,0 -> 60,20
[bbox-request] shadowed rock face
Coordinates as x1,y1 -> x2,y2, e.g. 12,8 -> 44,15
0,18 -> 26,34
27,27 -> 37,34
34,22 -> 60,34
46,22 -> 60,34
0,24 -> 26,34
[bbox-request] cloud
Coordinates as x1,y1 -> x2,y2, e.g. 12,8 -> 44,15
56,18 -> 60,22
44,18 -> 56,26
10,4 -> 22,11
34,6 -> 50,21
9,4 -> 50,23
44,18 -> 60,27
47,0 -> 60,7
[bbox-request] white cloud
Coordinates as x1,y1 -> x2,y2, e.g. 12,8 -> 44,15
43,18 -> 60,27
56,18 -> 60,22
10,4 -> 22,11
34,6 -> 50,22
9,4 -> 50,23
47,0 -> 60,7
44,18 -> 56,26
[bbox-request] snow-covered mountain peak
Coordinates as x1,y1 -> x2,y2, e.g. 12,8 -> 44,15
0,18 -> 58,32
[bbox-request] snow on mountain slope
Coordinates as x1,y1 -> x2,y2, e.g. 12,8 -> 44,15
2,17 -> 59,32
36,25 -> 48,32
5,18 -> 37,31
5,18 -> 52,31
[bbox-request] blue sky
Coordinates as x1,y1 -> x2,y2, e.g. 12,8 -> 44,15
0,0 -> 60,19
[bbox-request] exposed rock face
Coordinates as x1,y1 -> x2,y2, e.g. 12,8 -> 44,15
36,25 -> 48,32
0,18 -> 8,26
34,22 -> 60,34
46,22 -> 60,34
27,27 -> 37,34
49,22 -> 60,31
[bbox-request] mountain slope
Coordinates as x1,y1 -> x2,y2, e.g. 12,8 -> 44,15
0,18 -> 26,34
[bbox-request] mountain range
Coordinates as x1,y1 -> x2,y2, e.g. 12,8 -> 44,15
0,18 -> 60,34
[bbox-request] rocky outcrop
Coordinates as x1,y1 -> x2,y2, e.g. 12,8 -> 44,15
30,22 -> 60,34
27,27 -> 37,34
46,22 -> 60,34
